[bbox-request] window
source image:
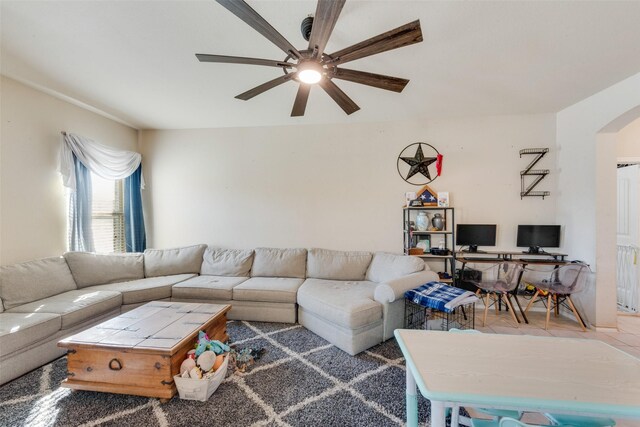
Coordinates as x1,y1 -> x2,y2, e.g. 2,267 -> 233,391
91,173 -> 125,253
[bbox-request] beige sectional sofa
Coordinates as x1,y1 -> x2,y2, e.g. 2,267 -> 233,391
0,244 -> 437,385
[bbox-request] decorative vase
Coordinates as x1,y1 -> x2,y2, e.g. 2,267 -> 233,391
415,211 -> 429,231
432,213 -> 445,231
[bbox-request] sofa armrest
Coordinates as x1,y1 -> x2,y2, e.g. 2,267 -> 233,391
373,270 -> 439,304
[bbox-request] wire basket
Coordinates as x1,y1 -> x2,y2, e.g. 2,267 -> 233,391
404,299 -> 475,331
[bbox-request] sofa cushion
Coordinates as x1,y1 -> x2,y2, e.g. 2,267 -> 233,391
8,289 -> 121,329
307,248 -> 373,281
365,252 -> 425,283
0,257 -> 77,310
90,274 -> 195,305
64,252 -> 144,288
144,244 -> 206,277
233,277 -> 304,304
297,278 -> 382,329
172,275 -> 248,300
201,248 -> 254,277
251,248 -> 307,278
0,312 -> 62,356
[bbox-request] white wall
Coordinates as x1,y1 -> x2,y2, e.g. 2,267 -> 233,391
0,76 -> 138,265
139,114 -> 557,271
556,72 -> 640,328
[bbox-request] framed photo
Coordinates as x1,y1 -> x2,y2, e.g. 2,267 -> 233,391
437,192 -> 449,207
416,236 -> 431,252
404,192 -> 417,207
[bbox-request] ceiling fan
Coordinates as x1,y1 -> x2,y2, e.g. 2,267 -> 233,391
196,0 -> 423,117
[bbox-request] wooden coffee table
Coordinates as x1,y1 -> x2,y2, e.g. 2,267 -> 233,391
58,301 -> 230,401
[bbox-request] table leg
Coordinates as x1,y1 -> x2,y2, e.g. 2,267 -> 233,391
431,400 -> 447,427
513,269 -> 529,324
451,404 -> 460,427
513,294 -> 529,324
406,367 -> 419,427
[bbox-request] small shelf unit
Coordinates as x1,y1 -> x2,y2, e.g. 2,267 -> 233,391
403,206 -> 456,277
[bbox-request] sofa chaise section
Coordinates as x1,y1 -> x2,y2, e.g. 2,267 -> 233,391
298,249 -> 438,355
298,278 -> 383,355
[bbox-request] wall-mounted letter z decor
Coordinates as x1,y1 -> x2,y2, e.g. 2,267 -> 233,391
520,148 -> 550,199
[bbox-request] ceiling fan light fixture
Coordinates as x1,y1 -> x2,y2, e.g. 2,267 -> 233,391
298,68 -> 322,84
297,61 -> 323,84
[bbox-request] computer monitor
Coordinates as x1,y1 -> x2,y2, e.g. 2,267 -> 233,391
516,225 -> 561,254
456,224 -> 497,253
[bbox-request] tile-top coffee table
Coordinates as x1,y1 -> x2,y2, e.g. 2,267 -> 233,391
58,301 -> 230,401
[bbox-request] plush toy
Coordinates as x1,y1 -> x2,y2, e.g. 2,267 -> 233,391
228,347 -> 266,373
194,331 -> 230,357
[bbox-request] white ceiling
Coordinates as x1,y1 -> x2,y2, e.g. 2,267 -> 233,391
2,0 -> 640,130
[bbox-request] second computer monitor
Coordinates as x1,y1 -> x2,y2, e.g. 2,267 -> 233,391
517,225 -> 561,254
456,224 -> 497,252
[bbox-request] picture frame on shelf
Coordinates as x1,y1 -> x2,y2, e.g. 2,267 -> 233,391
437,192 -> 449,207
416,184 -> 438,206
416,236 -> 431,252
405,192 -> 417,207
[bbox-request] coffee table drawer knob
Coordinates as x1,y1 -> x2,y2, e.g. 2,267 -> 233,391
109,359 -> 123,371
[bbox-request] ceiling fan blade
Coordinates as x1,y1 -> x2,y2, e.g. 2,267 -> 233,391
319,78 -> 360,115
196,54 -> 293,68
325,20 -> 422,66
216,0 -> 301,59
331,68 -> 409,93
235,74 -> 293,101
291,84 -> 311,117
308,0 -> 346,59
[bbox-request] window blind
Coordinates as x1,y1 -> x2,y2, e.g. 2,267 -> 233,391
91,174 -> 125,253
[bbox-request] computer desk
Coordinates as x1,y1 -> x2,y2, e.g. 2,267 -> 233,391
456,251 -> 569,324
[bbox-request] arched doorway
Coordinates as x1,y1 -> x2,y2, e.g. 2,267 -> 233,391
594,105 -> 640,327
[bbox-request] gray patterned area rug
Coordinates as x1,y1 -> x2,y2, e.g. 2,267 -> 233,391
0,321 -> 447,427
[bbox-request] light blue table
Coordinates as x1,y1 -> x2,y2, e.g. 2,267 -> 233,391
394,329 -> 640,427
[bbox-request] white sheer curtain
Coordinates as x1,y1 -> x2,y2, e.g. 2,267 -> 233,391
59,132 -> 144,191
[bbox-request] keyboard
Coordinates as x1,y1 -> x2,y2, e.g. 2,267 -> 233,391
460,257 -> 501,262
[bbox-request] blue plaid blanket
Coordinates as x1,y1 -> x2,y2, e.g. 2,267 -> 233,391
405,281 -> 478,313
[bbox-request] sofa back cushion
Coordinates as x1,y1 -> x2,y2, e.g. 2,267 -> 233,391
0,257 -> 78,310
144,244 -> 206,277
201,247 -> 254,277
64,252 -> 144,288
251,248 -> 307,278
365,252 -> 425,283
307,248 -> 373,281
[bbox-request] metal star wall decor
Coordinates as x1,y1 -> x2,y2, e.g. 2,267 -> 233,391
396,142 -> 443,185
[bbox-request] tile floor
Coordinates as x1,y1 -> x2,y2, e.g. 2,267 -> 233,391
474,298 -> 640,358
469,300 -> 640,426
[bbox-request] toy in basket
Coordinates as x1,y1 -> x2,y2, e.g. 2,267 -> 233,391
174,331 -> 230,401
